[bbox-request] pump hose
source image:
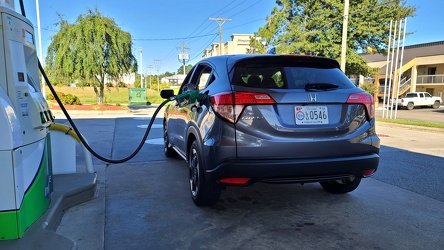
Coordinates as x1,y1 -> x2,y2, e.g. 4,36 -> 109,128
38,60 -> 174,164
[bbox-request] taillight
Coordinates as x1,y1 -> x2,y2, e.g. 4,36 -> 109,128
210,92 -> 275,123
347,92 -> 375,120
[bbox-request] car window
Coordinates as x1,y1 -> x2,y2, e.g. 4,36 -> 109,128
179,64 -> 214,94
231,65 -> 353,89
424,92 -> 432,97
191,64 -> 213,89
232,66 -> 286,88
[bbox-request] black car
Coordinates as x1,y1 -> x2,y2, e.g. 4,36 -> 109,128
161,54 -> 380,206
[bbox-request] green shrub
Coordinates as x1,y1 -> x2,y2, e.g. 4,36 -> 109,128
61,93 -> 81,105
117,81 -> 127,88
47,91 -> 65,100
47,91 -> 81,105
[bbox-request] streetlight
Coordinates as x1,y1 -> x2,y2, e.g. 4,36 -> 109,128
138,47 -> 143,88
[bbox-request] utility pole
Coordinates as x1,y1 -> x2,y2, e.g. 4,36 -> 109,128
147,65 -> 154,89
177,43 -> 190,76
340,0 -> 349,72
154,60 -> 161,92
138,47 -> 143,88
209,17 -> 231,55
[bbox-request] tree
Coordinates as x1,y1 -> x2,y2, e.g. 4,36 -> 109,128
46,9 -> 137,104
177,64 -> 193,75
252,0 -> 415,76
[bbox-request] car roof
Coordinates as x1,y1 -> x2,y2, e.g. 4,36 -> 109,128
200,54 -> 341,73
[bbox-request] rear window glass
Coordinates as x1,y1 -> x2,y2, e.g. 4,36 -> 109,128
231,58 -> 356,89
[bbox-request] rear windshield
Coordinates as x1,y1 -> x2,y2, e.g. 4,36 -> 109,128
230,58 -> 356,89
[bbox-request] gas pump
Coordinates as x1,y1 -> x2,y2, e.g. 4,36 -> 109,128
0,1 -> 54,240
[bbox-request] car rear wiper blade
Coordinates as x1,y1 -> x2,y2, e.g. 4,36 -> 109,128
305,82 -> 339,91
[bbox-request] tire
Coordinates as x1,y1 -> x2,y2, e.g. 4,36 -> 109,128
189,141 -> 221,206
407,102 -> 414,110
432,101 -> 440,109
163,121 -> 177,158
320,176 -> 361,194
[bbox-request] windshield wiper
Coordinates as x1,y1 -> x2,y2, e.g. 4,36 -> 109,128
305,82 -> 339,91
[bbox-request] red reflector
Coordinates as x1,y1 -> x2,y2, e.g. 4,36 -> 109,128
363,169 -> 376,177
219,178 -> 251,185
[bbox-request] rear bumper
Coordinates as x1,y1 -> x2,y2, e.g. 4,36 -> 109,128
206,153 -> 379,184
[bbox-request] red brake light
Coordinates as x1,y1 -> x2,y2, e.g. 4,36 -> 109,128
210,92 -> 275,123
347,92 -> 375,120
219,178 -> 251,185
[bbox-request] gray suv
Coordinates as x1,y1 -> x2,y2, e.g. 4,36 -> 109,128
161,54 -> 380,206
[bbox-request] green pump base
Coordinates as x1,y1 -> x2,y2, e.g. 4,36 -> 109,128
0,173 -> 97,250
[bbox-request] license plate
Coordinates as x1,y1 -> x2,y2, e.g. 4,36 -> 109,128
295,106 -> 329,125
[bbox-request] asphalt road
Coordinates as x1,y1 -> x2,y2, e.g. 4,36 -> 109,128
52,108 -> 444,249
376,105 -> 444,123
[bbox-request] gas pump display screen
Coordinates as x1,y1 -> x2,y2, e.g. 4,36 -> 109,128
25,30 -> 34,45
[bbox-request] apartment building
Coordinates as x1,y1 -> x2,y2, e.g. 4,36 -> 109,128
361,41 -> 444,103
202,34 -> 260,58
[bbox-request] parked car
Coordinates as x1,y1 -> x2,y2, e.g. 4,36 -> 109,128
161,54 -> 380,206
393,92 -> 442,110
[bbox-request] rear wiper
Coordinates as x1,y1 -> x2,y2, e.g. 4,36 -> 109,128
305,82 -> 339,91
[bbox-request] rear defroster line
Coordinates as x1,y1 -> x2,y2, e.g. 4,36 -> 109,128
39,60 -> 175,164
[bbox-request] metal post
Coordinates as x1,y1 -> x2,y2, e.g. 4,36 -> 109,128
390,20 -> 403,119
395,18 -> 407,119
382,20 -> 393,118
35,0 -> 45,98
340,0 -> 349,72
387,20 -> 398,118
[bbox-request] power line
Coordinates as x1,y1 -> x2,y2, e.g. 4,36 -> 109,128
229,0 -> 262,18
218,0 -> 248,17
224,18 -> 265,31
133,33 -> 217,41
185,0 -> 239,40
189,34 -> 219,61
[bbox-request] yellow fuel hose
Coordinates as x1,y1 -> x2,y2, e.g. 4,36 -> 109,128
49,123 -> 81,142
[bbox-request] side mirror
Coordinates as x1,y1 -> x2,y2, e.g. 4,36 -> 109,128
160,89 -> 175,99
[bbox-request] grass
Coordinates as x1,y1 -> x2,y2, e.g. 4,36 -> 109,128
46,86 -> 444,129
377,117 -> 444,129
45,86 -> 166,105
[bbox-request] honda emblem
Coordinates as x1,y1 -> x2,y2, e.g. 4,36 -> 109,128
308,93 -> 318,102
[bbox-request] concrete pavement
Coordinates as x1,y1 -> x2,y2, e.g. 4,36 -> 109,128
1,106 -> 444,249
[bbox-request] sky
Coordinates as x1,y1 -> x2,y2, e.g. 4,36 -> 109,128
11,0 -> 444,75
